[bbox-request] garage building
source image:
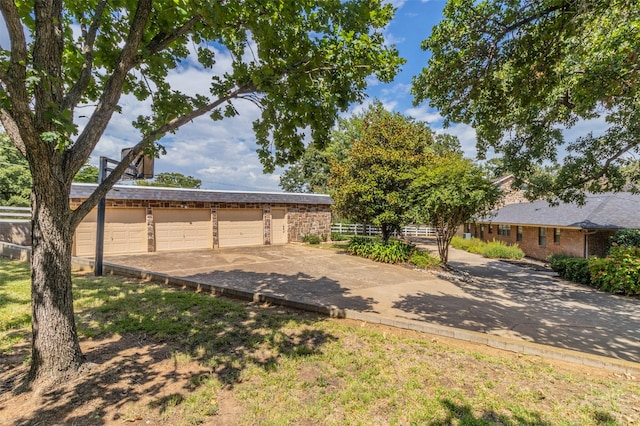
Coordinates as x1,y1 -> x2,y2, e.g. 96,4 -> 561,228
69,183 -> 333,257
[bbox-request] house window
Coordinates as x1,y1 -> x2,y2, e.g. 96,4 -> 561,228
498,225 -> 511,236
466,223 -> 471,233
539,227 -> 547,246
480,224 -> 484,239
488,224 -> 493,234
517,226 -> 523,242
554,228 -> 561,243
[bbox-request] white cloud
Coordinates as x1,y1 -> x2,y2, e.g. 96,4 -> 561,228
381,82 -> 412,97
384,31 -> 406,47
404,104 -> 443,124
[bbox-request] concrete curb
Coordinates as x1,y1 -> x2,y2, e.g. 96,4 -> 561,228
2,241 -> 639,375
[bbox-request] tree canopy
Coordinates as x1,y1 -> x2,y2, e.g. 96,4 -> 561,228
0,0 -> 402,388
413,0 -> 640,202
330,102 -> 435,242
137,172 -> 201,189
411,154 -> 501,264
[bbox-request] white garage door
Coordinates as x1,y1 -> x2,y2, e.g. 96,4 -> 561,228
75,208 -> 147,257
154,208 -> 212,251
218,209 -> 264,247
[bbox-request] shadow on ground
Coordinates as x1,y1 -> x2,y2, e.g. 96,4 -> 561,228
2,270 -> 341,425
185,269 -> 378,313
395,257 -> 640,362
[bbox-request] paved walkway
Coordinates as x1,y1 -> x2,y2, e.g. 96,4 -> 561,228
104,241 -> 640,368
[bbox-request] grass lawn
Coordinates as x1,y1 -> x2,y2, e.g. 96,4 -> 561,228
1,257 -> 639,425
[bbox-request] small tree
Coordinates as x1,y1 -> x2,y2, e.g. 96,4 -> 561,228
0,133 -> 31,206
279,115 -> 360,193
73,164 -> 99,183
330,102 -> 434,242
411,155 -> 502,265
137,172 -> 201,189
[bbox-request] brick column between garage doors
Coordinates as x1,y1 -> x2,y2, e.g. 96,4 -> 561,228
263,206 -> 271,245
211,207 -> 218,248
146,208 -> 155,252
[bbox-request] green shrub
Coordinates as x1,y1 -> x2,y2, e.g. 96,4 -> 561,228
408,250 -> 441,268
451,236 -> 485,253
589,246 -> 640,295
331,232 -> 349,242
551,257 -> 591,285
347,237 -> 415,264
609,229 -> 640,250
451,236 -> 524,259
548,253 -> 572,275
563,258 -> 591,285
481,240 -> 525,259
303,234 -> 322,245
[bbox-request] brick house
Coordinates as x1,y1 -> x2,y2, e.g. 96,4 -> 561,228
463,192 -> 640,261
69,183 -> 333,257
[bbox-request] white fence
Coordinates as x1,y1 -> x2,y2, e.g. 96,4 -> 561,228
0,206 -> 31,221
331,223 -> 436,237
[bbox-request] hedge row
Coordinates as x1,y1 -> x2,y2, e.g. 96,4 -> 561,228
549,247 -> 640,295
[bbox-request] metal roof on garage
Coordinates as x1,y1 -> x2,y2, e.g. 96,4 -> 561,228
479,192 -> 640,229
70,183 -> 333,205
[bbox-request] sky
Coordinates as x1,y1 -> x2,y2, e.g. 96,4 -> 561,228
86,0 -> 456,192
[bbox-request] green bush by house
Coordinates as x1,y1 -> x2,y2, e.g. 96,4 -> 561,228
550,247 -> 640,295
589,246 -> 640,295
609,229 -> 640,248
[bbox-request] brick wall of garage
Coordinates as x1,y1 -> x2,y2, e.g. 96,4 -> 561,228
70,198 -> 332,249
286,205 -> 332,242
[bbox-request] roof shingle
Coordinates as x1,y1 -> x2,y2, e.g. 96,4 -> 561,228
481,192 -> 640,229
70,183 -> 333,205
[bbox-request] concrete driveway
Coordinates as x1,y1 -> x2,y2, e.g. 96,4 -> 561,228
105,242 -> 640,366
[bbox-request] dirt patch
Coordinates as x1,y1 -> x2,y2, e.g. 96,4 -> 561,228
1,334 -> 243,426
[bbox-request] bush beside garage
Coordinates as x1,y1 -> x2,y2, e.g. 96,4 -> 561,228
68,183 -> 333,257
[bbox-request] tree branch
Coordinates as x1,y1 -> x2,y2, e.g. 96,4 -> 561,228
0,108 -> 27,156
66,0 -> 153,179
62,0 -> 108,112
145,85 -> 250,141
0,0 -> 37,146
145,14 -> 202,56
492,3 -> 566,42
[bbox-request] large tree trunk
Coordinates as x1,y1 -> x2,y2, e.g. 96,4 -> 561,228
27,172 -> 85,387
